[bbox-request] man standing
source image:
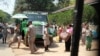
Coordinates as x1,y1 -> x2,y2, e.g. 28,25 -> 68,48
20,18 -> 28,40
2,23 -> 8,44
43,24 -> 50,52
25,21 -> 38,54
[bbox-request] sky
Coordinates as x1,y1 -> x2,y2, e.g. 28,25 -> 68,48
53,0 -> 59,5
0,0 -> 16,15
0,0 -> 58,15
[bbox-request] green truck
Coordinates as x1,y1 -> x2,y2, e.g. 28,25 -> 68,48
21,11 -> 48,46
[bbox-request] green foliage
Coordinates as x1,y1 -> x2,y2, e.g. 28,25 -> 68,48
69,0 -> 75,5
0,10 -> 6,19
48,9 -> 74,25
0,10 -> 10,22
48,5 -> 97,25
14,0 -> 56,13
83,5 -> 96,22
14,0 -> 27,14
58,0 -> 70,9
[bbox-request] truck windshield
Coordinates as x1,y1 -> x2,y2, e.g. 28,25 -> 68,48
26,14 -> 47,22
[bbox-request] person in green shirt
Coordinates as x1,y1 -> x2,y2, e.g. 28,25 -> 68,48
20,18 -> 28,40
48,25 -> 56,44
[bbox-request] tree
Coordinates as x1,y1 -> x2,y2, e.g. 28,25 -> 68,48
0,10 -> 10,22
14,0 -> 27,14
14,0 -> 56,14
48,9 -> 74,25
58,0 -> 70,9
26,0 -> 56,12
83,5 -> 97,23
48,4 -> 98,25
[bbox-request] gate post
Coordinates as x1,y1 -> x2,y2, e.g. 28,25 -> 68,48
70,0 -> 84,56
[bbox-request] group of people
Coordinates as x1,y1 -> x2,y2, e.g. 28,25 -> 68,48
8,20 -> 57,54
0,21 -> 95,54
57,24 -> 73,52
9,21 -> 38,54
0,22 -> 8,44
57,22 -> 95,51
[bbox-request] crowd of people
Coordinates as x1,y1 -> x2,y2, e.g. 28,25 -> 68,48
57,22 -> 97,51
0,21 -> 97,54
0,22 -> 8,44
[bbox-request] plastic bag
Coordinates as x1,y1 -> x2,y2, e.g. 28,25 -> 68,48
60,32 -> 68,40
53,36 -> 59,42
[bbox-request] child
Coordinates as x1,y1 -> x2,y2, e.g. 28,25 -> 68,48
85,25 -> 92,51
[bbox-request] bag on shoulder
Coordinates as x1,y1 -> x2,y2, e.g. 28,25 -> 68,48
60,32 -> 68,40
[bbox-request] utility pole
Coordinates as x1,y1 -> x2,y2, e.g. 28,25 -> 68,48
70,0 -> 84,56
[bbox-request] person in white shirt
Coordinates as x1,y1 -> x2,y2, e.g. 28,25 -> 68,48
81,23 -> 87,45
43,24 -> 50,52
25,21 -> 38,54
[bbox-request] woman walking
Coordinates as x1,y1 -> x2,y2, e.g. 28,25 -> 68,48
65,24 -> 73,52
81,23 -> 87,45
85,25 -> 92,51
9,23 -> 22,48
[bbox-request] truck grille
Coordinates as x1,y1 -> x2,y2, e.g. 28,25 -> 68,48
35,25 -> 43,35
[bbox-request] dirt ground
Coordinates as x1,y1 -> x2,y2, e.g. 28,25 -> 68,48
9,38 -> 98,56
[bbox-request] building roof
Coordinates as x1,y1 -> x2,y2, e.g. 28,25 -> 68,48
52,5 -> 74,13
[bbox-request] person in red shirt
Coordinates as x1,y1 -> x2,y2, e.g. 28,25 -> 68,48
58,25 -> 63,42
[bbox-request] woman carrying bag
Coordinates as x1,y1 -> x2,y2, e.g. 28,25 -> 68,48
60,24 -> 73,52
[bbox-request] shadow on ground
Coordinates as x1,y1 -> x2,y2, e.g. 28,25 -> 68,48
90,49 -> 99,51
0,40 -> 8,50
35,42 -> 59,48
30,52 -> 44,54
0,44 -> 7,50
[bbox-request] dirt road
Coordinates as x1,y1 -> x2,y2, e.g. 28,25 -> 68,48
10,39 -> 98,56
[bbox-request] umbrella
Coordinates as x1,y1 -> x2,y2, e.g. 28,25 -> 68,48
12,14 -> 28,19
